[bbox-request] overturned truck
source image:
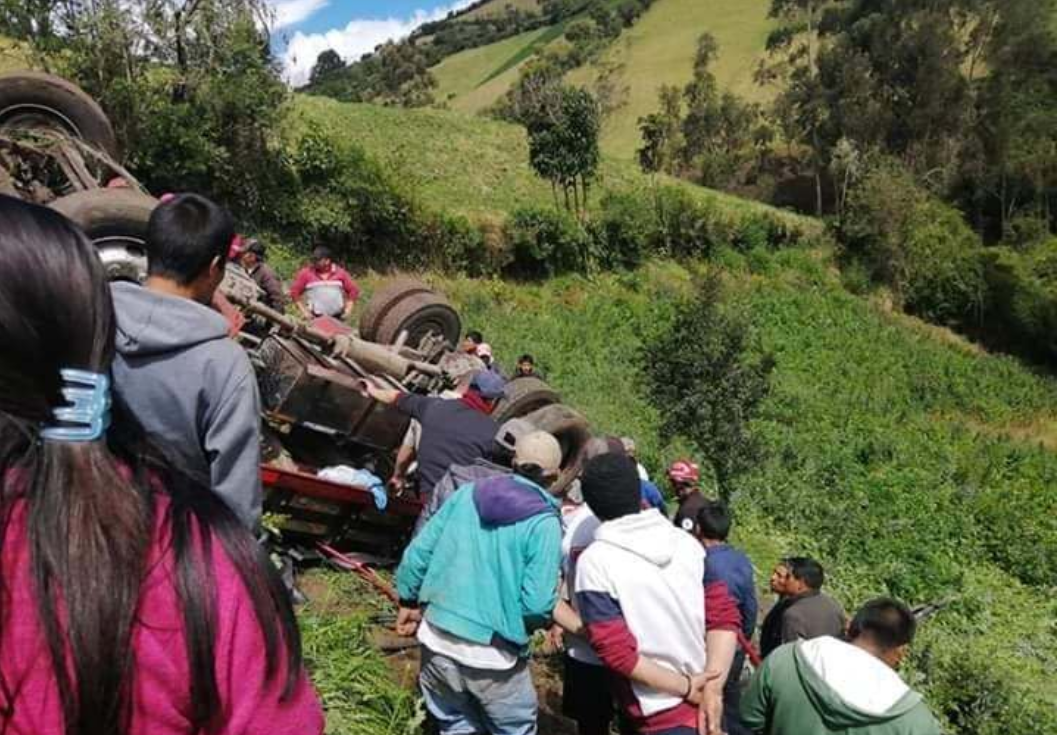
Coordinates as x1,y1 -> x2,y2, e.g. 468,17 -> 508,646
0,70 -> 591,560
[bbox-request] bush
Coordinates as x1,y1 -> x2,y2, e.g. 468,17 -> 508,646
640,274 -> 775,497
653,186 -> 731,258
981,246 -> 1057,363
503,206 -> 587,278
841,164 -> 987,326
591,191 -> 658,269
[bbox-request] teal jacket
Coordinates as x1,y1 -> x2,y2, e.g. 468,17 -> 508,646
395,474 -> 562,655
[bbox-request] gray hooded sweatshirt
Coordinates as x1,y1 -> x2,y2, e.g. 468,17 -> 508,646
111,282 -> 262,528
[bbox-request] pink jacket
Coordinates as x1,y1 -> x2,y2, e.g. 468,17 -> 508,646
0,496 -> 325,735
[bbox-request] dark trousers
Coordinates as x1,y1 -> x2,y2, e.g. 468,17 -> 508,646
723,650 -> 753,735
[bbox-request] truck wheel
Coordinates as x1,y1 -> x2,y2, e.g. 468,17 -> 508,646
522,404 -> 591,495
492,377 -> 560,424
50,189 -> 157,282
374,291 -> 462,349
0,71 -> 119,159
358,277 -> 433,341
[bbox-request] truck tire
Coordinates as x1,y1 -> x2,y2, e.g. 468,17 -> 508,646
521,404 -> 591,494
0,71 -> 119,159
492,377 -> 560,424
374,291 -> 462,349
358,277 -> 434,341
50,189 -> 157,282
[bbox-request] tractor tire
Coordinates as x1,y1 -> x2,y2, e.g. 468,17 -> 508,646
358,277 -> 434,341
0,71 -> 119,159
374,291 -> 462,349
521,404 -> 591,495
50,188 -> 157,282
492,376 -> 560,425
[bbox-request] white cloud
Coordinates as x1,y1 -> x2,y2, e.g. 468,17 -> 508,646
280,1 -> 475,87
271,0 -> 330,29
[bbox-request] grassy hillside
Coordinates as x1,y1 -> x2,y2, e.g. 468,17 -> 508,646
428,0 -> 777,158
569,0 -> 775,158
459,0 -> 541,21
289,95 -> 812,228
0,37 -> 32,73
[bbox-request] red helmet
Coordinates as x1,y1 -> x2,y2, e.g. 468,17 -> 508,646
667,459 -> 700,485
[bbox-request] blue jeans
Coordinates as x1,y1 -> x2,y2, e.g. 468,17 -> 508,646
419,646 -> 538,735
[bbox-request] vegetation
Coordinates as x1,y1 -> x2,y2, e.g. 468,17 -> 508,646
369,246 -> 1057,735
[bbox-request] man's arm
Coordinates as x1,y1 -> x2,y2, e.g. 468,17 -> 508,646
289,269 -> 312,319
395,488 -> 460,609
204,366 -> 263,530
519,516 -> 562,631
780,606 -> 810,644
261,268 -> 287,310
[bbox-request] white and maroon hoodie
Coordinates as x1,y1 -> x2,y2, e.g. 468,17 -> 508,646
574,509 -> 741,732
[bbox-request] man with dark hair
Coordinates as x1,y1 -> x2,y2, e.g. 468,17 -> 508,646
462,330 -> 484,355
238,238 -> 286,310
742,598 -> 942,735
759,557 -> 845,658
573,453 -> 741,735
694,501 -> 758,735
111,194 -> 262,528
394,431 -> 565,735
515,353 -> 541,379
289,245 -> 358,320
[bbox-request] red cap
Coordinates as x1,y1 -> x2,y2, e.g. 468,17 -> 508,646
666,459 -> 700,485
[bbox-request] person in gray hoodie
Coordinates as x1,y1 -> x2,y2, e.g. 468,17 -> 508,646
111,194 -> 262,529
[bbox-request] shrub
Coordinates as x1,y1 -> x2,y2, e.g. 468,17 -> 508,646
640,274 -> 775,498
503,206 -> 587,278
591,191 -> 659,269
653,186 -> 731,258
981,246 -> 1057,363
841,163 -> 986,326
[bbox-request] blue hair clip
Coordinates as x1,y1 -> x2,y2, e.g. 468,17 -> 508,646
40,369 -> 111,443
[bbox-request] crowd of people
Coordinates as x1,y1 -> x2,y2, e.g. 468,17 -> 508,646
0,191 -> 943,735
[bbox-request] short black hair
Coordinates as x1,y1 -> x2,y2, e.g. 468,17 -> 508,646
696,500 -> 731,541
312,245 -> 332,260
518,354 -> 534,364
466,330 -> 483,344
581,452 -> 641,521
783,556 -> 825,590
146,194 -> 234,284
848,598 -> 916,650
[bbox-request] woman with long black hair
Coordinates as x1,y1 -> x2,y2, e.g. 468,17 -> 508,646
0,195 -> 324,735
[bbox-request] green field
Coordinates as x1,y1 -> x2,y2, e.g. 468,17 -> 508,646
289,94 -> 813,228
432,26 -> 556,113
427,0 -> 777,159
569,0 -> 776,158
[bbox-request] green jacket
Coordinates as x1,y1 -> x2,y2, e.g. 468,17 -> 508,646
742,637 -> 942,735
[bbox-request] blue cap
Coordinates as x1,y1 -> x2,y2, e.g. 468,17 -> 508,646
470,370 -> 506,401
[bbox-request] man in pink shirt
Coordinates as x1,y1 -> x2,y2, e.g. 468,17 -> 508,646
289,246 -> 359,320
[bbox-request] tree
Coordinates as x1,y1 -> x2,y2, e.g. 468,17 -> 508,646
526,86 -> 601,217
637,85 -> 683,176
309,49 -> 345,85
20,0 -> 288,223
641,275 -> 775,499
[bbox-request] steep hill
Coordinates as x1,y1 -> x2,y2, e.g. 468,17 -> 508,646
289,94 -> 811,227
430,0 -> 777,158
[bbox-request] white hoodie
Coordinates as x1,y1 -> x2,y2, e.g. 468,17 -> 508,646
574,509 -> 706,717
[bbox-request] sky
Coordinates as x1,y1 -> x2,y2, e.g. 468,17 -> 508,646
270,0 -> 478,86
